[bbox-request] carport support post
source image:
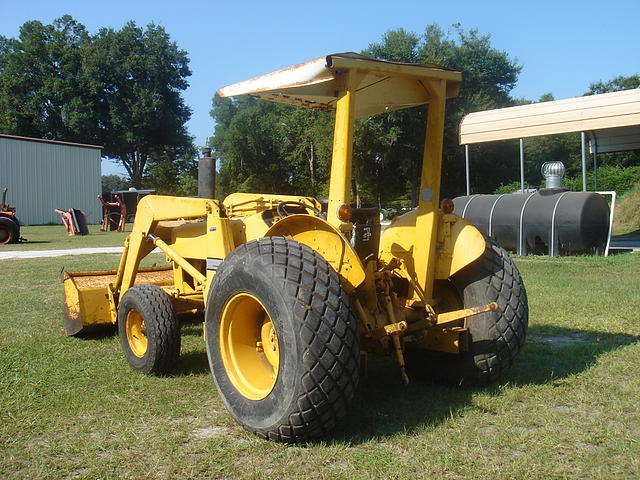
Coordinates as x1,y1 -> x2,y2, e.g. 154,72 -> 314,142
592,143 -> 598,190
465,144 -> 470,195
519,138 -> 525,192
581,132 -> 587,191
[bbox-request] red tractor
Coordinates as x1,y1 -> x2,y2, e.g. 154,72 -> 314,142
0,187 -> 21,244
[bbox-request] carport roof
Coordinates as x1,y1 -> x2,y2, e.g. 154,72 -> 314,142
459,88 -> 640,153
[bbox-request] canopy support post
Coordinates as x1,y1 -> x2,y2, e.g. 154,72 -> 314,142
591,137 -> 598,190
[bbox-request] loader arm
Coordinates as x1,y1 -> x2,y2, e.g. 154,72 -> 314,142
114,195 -> 233,299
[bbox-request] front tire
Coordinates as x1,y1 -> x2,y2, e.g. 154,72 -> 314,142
117,284 -> 181,375
205,237 -> 359,443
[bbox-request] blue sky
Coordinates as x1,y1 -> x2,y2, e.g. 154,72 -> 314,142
1,0 -> 638,176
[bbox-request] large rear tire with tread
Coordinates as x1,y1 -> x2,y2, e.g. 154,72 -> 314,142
0,217 -> 18,244
408,236 -> 528,386
205,237 -> 359,443
118,284 -> 181,375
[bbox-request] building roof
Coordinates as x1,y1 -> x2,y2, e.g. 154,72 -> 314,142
217,52 -> 462,118
0,134 -> 103,150
459,88 -> 640,152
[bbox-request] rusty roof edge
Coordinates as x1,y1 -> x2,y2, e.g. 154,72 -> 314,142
217,52 -> 461,99
0,134 -> 103,150
217,55 -> 332,98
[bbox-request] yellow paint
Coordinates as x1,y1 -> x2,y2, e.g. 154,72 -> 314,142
218,292 -> 279,400
379,210 -> 485,281
420,327 -> 468,354
61,266 -> 174,335
61,55 -> 480,379
117,195 -> 214,297
125,309 -> 147,357
327,71 -> 357,230
223,193 -> 321,217
434,215 -> 485,279
413,79 -> 447,299
265,214 -> 366,292
169,220 -> 208,259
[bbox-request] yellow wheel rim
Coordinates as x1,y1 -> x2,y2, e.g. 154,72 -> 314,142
125,310 -> 147,358
219,293 -> 280,400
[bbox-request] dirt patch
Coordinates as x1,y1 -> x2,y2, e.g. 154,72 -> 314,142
190,425 -> 233,440
528,332 -> 593,345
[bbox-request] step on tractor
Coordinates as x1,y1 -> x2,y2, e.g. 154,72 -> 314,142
62,53 -> 528,443
0,187 -> 21,244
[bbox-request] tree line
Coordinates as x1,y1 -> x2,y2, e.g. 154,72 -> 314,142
1,17 -> 638,202
212,26 -> 640,204
0,15 -> 195,190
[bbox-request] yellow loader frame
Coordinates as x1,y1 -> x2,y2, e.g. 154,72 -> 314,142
62,54 -> 527,442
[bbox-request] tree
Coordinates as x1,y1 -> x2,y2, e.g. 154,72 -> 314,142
211,94 -> 334,199
144,145 -> 199,196
0,16 -> 195,189
588,74 -> 640,95
85,21 -> 194,187
102,174 -> 130,192
210,24 -> 522,204
362,24 -> 522,200
0,16 -> 92,141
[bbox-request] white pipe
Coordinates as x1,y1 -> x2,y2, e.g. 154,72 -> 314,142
465,144 -> 470,195
518,192 -> 536,256
488,194 -> 505,237
519,138 -> 525,192
581,132 -> 587,191
549,191 -> 570,257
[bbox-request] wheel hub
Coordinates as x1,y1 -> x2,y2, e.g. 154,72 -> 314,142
125,310 -> 147,358
219,293 -> 280,400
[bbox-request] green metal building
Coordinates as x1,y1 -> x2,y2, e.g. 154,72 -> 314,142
0,134 -> 102,225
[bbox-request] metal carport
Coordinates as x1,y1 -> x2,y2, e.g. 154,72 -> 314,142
459,88 -> 640,194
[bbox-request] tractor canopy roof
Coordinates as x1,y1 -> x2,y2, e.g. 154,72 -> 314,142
217,53 -> 461,118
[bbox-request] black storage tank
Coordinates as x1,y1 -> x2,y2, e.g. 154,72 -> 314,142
453,162 -> 610,256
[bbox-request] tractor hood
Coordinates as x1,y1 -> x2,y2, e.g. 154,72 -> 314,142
217,53 -> 461,118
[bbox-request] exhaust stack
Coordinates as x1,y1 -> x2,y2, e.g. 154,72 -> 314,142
198,147 -> 216,199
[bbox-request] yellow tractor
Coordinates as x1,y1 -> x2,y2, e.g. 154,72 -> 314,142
62,53 -> 528,442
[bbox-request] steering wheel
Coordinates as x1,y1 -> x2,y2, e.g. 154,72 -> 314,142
276,201 -> 324,219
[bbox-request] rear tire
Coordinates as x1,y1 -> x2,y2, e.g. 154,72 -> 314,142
0,217 -> 18,244
407,236 -> 528,386
118,284 -> 181,375
206,237 -> 359,443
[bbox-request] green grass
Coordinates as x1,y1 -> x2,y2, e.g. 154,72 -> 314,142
1,252 -> 640,479
613,184 -> 640,235
3,224 -> 130,251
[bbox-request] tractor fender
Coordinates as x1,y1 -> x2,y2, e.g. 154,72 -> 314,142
379,210 -> 485,280
434,214 -> 485,279
264,214 -> 366,292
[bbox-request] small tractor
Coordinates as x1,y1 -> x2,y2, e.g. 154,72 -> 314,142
62,53 -> 528,442
0,187 -> 21,244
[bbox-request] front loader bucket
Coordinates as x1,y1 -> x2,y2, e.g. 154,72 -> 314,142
61,266 -> 173,336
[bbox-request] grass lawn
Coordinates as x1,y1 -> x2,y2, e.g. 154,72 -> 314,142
1,252 -> 639,479
3,224 -> 130,251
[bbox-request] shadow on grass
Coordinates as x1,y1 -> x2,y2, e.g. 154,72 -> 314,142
327,325 -> 639,445
175,351 -> 210,376
74,322 -> 211,375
